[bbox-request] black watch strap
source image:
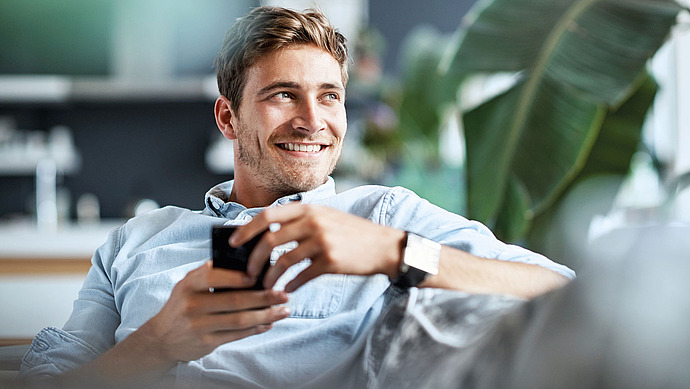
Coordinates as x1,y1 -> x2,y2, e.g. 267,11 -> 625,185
392,266 -> 430,289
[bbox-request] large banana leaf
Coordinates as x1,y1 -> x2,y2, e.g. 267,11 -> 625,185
443,0 -> 682,237
528,71 -> 658,251
462,77 -> 605,224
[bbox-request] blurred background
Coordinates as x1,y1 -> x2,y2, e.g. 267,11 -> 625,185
0,0 -> 689,349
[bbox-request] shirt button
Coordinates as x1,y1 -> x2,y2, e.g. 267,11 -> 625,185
34,340 -> 49,351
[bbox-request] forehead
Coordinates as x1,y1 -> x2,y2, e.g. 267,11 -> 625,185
244,45 -> 344,91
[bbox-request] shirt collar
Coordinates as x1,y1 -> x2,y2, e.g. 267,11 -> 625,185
204,176 -> 336,218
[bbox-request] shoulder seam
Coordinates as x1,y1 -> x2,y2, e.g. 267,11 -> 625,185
379,187 -> 407,226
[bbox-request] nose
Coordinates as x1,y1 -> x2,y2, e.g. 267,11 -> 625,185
291,99 -> 326,135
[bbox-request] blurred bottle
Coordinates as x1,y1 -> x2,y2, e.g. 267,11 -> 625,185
36,159 -> 58,231
76,193 -> 100,225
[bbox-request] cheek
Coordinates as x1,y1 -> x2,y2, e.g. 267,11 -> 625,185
237,113 -> 274,142
329,108 -> 348,138
260,109 -> 293,136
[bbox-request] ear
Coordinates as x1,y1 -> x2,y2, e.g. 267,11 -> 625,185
214,95 -> 238,140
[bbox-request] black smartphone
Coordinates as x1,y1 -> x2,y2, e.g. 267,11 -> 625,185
212,225 -> 270,290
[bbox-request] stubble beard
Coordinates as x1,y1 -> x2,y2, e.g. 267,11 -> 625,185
236,131 -> 341,197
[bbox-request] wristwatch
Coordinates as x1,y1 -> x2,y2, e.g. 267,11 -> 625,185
390,232 -> 441,288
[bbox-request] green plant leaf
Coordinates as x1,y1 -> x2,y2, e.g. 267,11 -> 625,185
463,77 -> 605,222
398,27 -> 454,156
447,0 -> 680,105
494,174 -> 532,242
447,0 -> 681,239
579,72 -> 658,178
527,72 -> 658,263
442,0 -> 572,74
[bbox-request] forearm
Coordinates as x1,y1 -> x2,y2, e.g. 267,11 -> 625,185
58,324 -> 175,388
381,232 -> 570,298
421,246 -> 570,298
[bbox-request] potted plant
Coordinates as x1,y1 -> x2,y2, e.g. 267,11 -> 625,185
398,0 -> 687,252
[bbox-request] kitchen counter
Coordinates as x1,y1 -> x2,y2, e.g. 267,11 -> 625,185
0,219 -> 124,274
0,219 -> 125,341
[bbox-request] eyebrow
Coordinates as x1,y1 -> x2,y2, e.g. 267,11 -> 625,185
257,81 -> 344,97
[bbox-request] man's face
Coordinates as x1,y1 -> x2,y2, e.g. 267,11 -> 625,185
229,44 -> 347,198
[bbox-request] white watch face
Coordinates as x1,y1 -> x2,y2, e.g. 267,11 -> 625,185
403,233 -> 440,275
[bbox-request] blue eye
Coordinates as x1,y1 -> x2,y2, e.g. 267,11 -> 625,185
274,92 -> 292,99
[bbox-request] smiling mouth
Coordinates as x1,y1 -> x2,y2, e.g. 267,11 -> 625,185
277,143 -> 325,153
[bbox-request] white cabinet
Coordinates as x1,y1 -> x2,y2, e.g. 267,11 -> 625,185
0,220 -> 122,342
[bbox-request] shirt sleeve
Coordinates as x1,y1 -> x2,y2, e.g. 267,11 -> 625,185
380,187 -> 575,279
20,227 -> 123,377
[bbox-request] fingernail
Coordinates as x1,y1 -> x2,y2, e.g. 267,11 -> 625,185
278,307 -> 290,317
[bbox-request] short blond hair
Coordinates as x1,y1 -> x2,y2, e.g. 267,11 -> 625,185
214,6 -> 349,114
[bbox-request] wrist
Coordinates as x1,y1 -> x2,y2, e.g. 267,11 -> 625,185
123,320 -> 180,377
389,232 -> 441,289
384,229 -> 407,279
138,320 -> 179,363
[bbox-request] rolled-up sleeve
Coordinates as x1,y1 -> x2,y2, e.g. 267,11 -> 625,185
19,327 -> 102,378
19,227 -> 123,377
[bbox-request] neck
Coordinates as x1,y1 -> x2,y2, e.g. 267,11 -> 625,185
229,169 -> 329,208
229,181 -> 283,209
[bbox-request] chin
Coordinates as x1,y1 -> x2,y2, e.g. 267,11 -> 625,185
286,177 -> 327,193
276,171 -> 330,194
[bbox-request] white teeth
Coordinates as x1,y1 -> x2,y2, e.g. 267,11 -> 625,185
280,143 -> 322,153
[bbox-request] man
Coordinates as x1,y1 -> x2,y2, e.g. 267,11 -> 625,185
20,6 -> 574,388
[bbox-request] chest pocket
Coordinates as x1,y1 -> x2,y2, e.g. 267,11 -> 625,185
271,243 -> 346,319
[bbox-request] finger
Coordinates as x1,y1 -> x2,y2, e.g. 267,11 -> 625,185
198,305 -> 290,332
244,230 -> 281,278
263,241 -> 319,288
284,263 -> 325,293
185,262 -> 256,292
229,221 -> 267,248
229,205 -> 294,247
230,204 -> 318,247
199,289 -> 289,314
211,323 -> 274,345
246,217 -> 314,277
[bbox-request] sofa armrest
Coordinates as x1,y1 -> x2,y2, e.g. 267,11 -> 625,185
0,344 -> 30,371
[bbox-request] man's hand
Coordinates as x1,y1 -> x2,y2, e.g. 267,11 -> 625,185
230,204 -> 406,292
139,261 -> 290,363
61,262 -> 290,387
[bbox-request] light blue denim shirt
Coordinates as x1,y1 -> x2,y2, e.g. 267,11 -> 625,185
20,177 -> 574,387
